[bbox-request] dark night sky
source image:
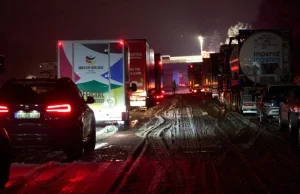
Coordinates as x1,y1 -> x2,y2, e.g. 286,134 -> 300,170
1,0 -> 298,78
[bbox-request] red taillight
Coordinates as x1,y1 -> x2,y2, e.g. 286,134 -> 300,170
0,105 -> 9,113
58,42 -> 62,46
46,104 -> 71,113
156,95 -> 163,99
162,90 -> 165,94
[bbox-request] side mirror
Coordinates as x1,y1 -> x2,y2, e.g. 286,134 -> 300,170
0,55 -> 5,73
130,83 -> 137,92
85,96 -> 95,104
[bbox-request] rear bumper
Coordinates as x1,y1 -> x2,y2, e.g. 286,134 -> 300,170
242,103 -> 257,114
2,120 -> 81,150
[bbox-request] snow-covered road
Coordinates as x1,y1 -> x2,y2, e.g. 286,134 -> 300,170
3,94 -> 300,194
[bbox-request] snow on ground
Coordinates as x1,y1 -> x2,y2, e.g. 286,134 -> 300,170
4,94 -> 300,193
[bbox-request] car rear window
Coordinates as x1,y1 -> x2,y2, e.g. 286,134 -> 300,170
0,80 -> 70,100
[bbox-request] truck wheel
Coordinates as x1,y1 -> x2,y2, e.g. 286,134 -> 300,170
84,119 -> 96,154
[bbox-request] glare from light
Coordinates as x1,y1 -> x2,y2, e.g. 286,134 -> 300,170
95,142 -> 108,150
198,36 -> 204,56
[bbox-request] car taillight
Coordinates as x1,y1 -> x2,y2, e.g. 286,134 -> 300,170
0,105 -> 9,113
46,104 -> 71,113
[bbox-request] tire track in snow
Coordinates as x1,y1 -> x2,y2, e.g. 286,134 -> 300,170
216,110 -> 300,193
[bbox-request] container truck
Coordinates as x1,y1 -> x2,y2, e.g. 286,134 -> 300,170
126,39 -> 156,109
222,29 -> 293,114
209,53 -> 221,98
188,63 -> 203,93
153,53 -> 165,104
57,40 -> 136,129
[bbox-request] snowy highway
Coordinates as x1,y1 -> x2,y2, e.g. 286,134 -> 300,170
3,93 -> 300,194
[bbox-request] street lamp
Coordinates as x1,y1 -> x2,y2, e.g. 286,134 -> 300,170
198,36 -> 203,55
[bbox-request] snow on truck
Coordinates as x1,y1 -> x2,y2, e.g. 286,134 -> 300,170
126,39 -> 161,109
223,29 -> 293,113
57,40 -> 137,129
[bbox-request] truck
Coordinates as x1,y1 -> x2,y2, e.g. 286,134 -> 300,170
154,53 -> 165,103
209,53 -> 221,98
222,29 -> 293,114
126,39 -> 157,109
188,62 -> 203,93
154,53 -> 164,93
57,40 -> 136,129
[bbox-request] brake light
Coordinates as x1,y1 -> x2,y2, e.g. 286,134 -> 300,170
46,104 -> 71,113
0,106 -> 9,113
156,95 -> 164,99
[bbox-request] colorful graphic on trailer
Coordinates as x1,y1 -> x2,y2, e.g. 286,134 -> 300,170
58,42 -> 125,119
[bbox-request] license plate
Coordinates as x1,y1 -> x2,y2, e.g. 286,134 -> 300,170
14,111 -> 40,119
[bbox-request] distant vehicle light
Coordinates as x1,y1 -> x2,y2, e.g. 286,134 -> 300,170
119,40 -> 124,45
193,90 -> 197,93
159,61 -> 162,65
201,89 -> 205,92
58,42 -> 62,46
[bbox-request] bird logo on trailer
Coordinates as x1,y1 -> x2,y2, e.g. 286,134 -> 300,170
86,56 -> 96,66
